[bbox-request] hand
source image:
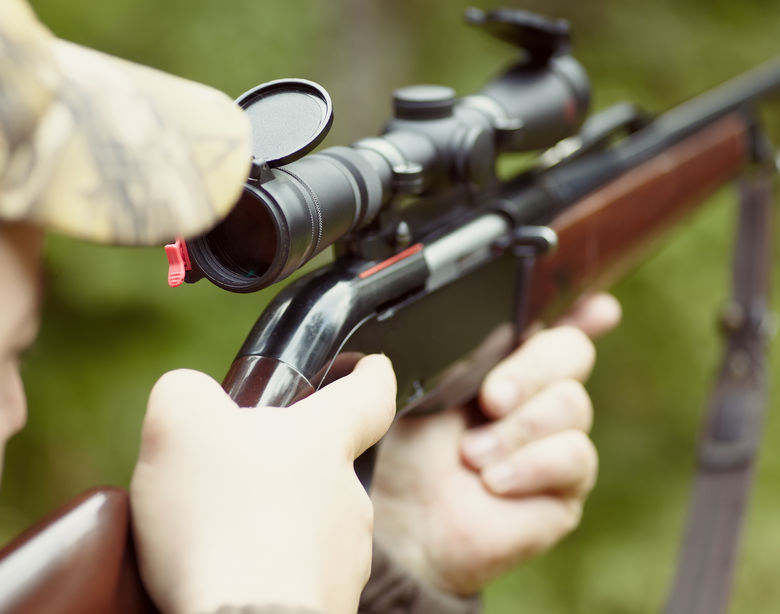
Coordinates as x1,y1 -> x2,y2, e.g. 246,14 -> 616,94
370,293 -> 621,595
130,355 -> 396,614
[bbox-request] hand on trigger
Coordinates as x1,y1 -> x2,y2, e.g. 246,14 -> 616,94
370,293 -> 621,595
130,355 -> 396,614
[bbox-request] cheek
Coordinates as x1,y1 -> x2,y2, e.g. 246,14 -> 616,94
0,358 -> 28,444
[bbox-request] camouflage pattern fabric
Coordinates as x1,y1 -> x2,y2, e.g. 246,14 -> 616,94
0,0 -> 251,245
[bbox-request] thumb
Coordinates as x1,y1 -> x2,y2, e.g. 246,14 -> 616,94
295,354 -> 397,458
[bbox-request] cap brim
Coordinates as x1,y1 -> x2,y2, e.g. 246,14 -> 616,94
1,24 -> 251,245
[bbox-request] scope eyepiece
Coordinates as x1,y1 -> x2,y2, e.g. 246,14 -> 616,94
186,185 -> 284,292
186,79 -> 384,293
188,144 -> 386,292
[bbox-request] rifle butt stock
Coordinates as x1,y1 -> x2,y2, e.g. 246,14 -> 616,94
0,487 -> 157,613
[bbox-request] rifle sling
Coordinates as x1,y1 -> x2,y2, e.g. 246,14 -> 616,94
663,153 -> 774,614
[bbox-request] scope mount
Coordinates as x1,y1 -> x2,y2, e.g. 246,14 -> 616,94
465,7 -> 571,66
236,78 -> 334,180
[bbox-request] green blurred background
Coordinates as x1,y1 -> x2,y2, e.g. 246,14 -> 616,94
3,0 -> 780,612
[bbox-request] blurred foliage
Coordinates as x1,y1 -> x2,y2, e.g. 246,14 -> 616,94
3,0 -> 780,612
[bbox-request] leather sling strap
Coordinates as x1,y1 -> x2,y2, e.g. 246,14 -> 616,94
663,140 -> 775,614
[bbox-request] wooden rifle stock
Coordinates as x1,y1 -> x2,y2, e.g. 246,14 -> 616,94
0,114 -> 750,613
0,488 -> 156,613
528,113 -> 748,323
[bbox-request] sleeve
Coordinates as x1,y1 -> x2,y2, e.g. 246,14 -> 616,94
358,541 -> 482,614
209,607 -> 325,614
203,541 -> 481,614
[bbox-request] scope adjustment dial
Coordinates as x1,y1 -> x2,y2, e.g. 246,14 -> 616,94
393,85 -> 456,120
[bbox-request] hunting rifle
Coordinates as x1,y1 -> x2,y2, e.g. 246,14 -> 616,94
0,8 -> 777,614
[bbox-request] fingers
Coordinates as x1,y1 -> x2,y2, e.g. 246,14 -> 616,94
134,364 -> 384,614
480,430 -> 598,497
480,326 -> 595,419
143,357 -> 396,465
295,354 -> 397,458
140,369 -> 234,460
147,368 -> 231,416
462,378 -> 592,468
482,495 -> 585,570
555,292 -> 622,339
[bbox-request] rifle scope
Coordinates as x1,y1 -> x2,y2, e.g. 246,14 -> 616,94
185,11 -> 590,293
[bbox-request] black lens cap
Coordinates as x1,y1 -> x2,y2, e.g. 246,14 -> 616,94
236,78 -> 333,169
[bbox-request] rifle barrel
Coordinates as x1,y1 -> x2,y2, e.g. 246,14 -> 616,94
654,56 -> 780,145
503,57 -> 780,223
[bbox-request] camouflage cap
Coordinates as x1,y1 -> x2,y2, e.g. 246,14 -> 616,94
0,0 -> 251,246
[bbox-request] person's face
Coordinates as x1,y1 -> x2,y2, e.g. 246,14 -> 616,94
0,222 -> 43,480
